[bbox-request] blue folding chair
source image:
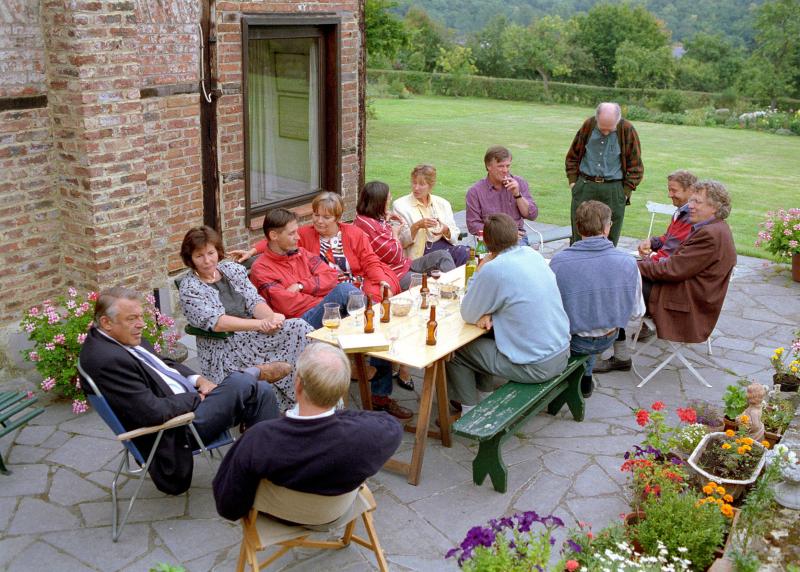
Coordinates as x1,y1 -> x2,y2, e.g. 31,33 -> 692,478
77,362 -> 234,541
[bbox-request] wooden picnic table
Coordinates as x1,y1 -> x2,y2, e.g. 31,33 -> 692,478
307,266 -> 486,485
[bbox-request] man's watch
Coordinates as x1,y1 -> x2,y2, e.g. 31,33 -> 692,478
297,283 -> 303,291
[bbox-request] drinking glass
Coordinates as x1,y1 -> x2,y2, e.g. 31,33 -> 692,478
322,303 -> 341,341
387,325 -> 401,355
347,291 -> 366,327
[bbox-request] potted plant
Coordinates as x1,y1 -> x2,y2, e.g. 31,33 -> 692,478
688,399 -> 725,433
755,207 -> 800,281
621,445 -> 689,513
688,425 -> 769,495
672,423 -> 708,458
722,381 -> 749,428
19,289 -> 178,414
770,343 -> 800,393
446,511 -> 571,571
632,489 -> 728,570
762,393 -> 795,445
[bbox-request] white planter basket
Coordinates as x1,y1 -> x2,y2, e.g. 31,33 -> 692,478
688,431 -> 767,486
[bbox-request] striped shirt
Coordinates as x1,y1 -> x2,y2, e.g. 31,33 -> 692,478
353,215 -> 411,279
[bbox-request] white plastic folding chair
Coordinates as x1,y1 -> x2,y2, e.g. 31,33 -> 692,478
645,201 -> 677,239
77,362 -> 233,541
631,318 -> 716,388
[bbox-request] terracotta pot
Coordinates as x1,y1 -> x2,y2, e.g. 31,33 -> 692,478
793,252 -> 800,283
723,417 -> 738,432
764,430 -> 782,448
623,511 -> 646,554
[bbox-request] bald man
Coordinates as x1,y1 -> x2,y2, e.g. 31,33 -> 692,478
565,102 -> 644,246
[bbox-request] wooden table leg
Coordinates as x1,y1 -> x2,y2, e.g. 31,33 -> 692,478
353,353 -> 372,411
407,361 -> 437,485
434,359 -> 452,447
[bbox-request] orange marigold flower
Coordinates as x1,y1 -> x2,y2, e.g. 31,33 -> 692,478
742,437 -> 754,446
721,504 -> 734,518
723,494 -> 734,503
702,484 -> 715,494
740,414 -> 750,425
737,446 -> 747,455
761,440 -> 771,449
725,429 -> 735,437
716,486 -> 726,495
722,443 -> 732,450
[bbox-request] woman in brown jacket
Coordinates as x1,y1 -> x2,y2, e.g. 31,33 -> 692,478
638,180 -> 736,343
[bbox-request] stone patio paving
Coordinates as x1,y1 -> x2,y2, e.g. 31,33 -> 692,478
1,224 -> 798,572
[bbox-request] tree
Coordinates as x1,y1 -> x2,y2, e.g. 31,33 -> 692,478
614,41 -> 675,89
365,0 -> 408,64
738,0 -> 800,105
434,45 -> 478,75
675,33 -> 745,91
576,3 -> 671,85
502,16 -> 589,91
467,15 -> 514,78
399,6 -> 452,72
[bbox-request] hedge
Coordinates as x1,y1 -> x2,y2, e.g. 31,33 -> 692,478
367,69 -> 800,112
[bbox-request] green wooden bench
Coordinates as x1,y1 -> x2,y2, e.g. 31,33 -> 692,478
0,391 -> 45,474
452,355 -> 589,493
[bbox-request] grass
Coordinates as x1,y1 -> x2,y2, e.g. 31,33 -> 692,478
365,96 -> 800,259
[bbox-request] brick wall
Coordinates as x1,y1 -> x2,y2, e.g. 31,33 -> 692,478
0,0 -> 363,333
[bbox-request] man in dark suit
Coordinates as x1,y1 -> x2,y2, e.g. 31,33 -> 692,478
80,286 -> 286,495
638,180 -> 737,343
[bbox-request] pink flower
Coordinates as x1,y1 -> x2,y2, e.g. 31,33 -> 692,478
790,240 -> 799,249
41,377 -> 55,391
45,343 -> 55,351
785,229 -> 792,236
77,333 -> 87,344
26,390 -> 34,399
47,313 -> 60,325
566,560 -> 580,571
67,300 -> 76,309
68,287 -> 77,298
154,342 -> 162,355
25,323 -> 35,333
88,291 -> 98,301
72,399 -> 89,415
29,306 -> 40,317
651,401 -> 665,411
53,333 -> 66,345
28,351 -> 39,362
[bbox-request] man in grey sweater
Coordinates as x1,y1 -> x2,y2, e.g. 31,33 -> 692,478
446,214 -> 571,416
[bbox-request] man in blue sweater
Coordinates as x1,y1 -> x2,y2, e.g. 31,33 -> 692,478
550,201 -> 644,397
446,213 -> 571,415
212,343 -> 403,522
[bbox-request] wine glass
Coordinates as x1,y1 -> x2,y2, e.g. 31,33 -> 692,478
322,303 -> 341,341
429,269 -> 442,298
347,291 -> 366,327
387,325 -> 401,355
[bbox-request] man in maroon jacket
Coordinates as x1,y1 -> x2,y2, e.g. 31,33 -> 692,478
249,209 -> 360,329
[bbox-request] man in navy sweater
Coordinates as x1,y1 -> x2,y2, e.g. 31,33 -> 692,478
550,201 -> 644,397
212,343 -> 403,522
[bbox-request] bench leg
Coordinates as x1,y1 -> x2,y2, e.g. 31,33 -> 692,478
0,453 -> 8,475
546,366 -> 586,422
472,434 -> 508,493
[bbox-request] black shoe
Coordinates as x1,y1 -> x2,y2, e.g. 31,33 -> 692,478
581,375 -> 596,398
637,323 -> 656,342
393,372 -> 415,391
592,356 -> 632,373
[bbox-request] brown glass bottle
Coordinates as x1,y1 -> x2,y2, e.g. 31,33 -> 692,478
420,273 -> 430,309
380,285 -> 391,323
364,297 -> 375,333
426,306 -> 437,346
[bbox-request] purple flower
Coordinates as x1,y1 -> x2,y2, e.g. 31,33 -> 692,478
566,539 -> 583,553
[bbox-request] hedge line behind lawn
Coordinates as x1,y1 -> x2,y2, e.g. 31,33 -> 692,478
368,69 -> 800,113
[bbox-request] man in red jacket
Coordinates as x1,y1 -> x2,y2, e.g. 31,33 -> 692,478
249,209 -> 360,329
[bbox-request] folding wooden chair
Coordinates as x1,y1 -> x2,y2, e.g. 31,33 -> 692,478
77,362 -> 233,541
237,481 -> 388,572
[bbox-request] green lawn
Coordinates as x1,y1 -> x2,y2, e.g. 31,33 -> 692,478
365,96 -> 800,258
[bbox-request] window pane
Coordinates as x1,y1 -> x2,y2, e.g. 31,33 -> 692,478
248,37 -> 320,209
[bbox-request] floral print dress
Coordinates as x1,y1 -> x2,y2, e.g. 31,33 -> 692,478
178,260 -> 313,411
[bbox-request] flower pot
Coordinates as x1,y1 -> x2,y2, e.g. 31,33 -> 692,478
688,432 -> 767,487
764,430 -> 782,448
623,511 -> 646,554
723,417 -> 738,431
793,252 -> 800,283
773,373 -> 800,393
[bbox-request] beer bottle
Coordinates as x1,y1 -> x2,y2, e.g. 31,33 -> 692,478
380,285 -> 391,323
475,231 -> 488,262
420,273 -> 430,310
426,306 -> 437,346
364,297 -> 375,333
464,247 -> 477,284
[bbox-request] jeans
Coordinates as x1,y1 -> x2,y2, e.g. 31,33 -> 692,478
570,331 -> 618,376
370,357 -> 393,397
424,238 -> 470,267
192,371 -> 279,443
301,283 -> 361,329
518,234 -> 529,247
399,250 -> 456,290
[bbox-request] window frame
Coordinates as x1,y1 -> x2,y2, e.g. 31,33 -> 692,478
241,14 -> 341,224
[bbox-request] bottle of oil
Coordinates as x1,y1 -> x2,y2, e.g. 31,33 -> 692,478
426,306 -> 437,346
464,247 -> 477,285
364,297 -> 375,333
380,285 -> 391,323
420,273 -> 430,310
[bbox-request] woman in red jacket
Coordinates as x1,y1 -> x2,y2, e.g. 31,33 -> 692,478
353,181 -> 455,291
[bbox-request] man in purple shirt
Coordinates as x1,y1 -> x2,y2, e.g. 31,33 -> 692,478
466,146 -> 538,246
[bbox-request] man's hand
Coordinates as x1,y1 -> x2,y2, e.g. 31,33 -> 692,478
637,239 -> 652,257
287,283 -> 302,293
196,376 -> 217,400
229,248 -> 257,263
476,314 -> 493,330
503,177 -> 520,196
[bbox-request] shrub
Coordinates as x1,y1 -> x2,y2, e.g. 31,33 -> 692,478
635,490 -> 726,570
658,90 -> 685,113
